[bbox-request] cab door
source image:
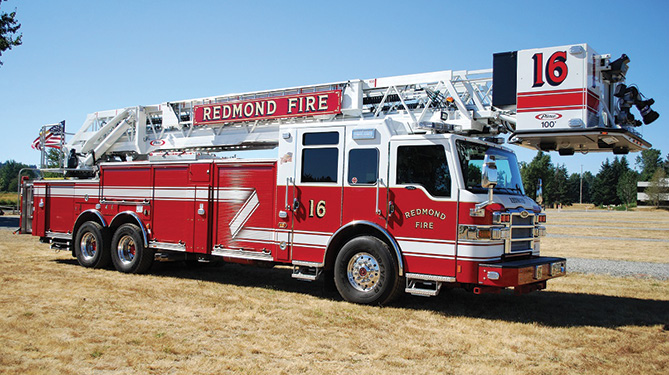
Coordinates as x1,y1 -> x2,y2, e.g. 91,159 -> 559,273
290,127 -> 345,263
387,139 -> 458,277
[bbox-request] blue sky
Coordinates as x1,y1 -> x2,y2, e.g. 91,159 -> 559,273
1,0 -> 667,175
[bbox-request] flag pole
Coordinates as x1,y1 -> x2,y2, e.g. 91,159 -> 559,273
40,124 -> 47,169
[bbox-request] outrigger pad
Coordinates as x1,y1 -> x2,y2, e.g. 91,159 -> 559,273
509,127 -> 651,155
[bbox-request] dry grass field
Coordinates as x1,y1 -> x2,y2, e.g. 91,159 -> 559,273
0,192 -> 18,207
0,210 -> 668,375
542,209 -> 669,263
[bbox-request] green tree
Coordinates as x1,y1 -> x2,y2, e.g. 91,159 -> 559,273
591,159 -> 616,206
581,171 -> 594,203
617,171 -> 637,210
552,164 -> 570,205
567,173 -> 581,204
0,160 -> 34,192
42,149 -> 65,178
0,0 -> 22,66
635,148 -> 662,181
520,151 -> 555,204
45,149 -> 63,168
645,168 -> 667,207
592,156 -> 633,206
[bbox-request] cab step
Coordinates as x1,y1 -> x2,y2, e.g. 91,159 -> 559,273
405,273 -> 456,297
292,265 -> 322,281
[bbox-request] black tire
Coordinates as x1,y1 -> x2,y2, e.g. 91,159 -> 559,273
110,223 -> 153,274
74,221 -> 110,268
334,236 -> 402,305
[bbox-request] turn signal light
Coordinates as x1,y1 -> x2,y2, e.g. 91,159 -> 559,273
492,212 -> 511,224
536,213 -> 547,223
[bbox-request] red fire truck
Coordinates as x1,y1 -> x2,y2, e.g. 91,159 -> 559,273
20,44 -> 658,304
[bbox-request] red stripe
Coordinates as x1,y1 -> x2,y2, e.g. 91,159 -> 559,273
587,90 -> 599,113
517,88 -> 585,96
518,105 -> 585,113
518,89 -> 586,112
517,105 -> 585,113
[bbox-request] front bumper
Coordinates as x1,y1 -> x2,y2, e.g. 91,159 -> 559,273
478,256 -> 566,287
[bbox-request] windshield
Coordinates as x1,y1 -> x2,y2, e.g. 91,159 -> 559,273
456,140 -> 525,195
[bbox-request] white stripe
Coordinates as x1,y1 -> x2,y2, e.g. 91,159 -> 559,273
217,188 -> 254,202
237,228 -> 274,242
153,189 -> 193,199
292,232 -> 330,247
456,256 -> 502,262
74,188 -> 99,197
104,188 -> 154,198
403,252 -> 455,260
398,240 -> 456,256
456,244 -> 504,259
196,189 -> 209,200
396,236 -> 456,245
229,191 -> 259,238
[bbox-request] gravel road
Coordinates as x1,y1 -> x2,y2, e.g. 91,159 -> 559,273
567,257 -> 669,280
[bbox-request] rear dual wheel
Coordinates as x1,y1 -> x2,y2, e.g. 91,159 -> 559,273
74,222 -> 111,268
334,236 -> 402,305
110,223 -> 154,274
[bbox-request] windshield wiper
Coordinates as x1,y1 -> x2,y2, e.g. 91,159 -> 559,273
510,184 -> 524,195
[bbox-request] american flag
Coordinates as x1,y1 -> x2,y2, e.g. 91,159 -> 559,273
31,121 -> 65,150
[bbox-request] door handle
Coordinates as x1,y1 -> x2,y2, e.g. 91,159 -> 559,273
285,177 -> 293,210
292,198 -> 300,211
375,178 -> 383,215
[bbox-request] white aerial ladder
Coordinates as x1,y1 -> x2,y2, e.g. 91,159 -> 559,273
61,43 -> 658,173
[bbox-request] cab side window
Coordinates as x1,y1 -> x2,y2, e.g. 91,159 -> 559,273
348,148 -> 379,185
396,145 -> 451,197
301,132 -> 339,183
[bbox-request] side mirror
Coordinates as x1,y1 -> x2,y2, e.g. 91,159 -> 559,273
481,155 -> 498,188
471,154 -> 498,218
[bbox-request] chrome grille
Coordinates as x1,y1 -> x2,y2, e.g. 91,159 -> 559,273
507,210 -> 535,253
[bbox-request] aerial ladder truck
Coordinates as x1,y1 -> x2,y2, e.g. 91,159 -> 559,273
20,43 -> 659,304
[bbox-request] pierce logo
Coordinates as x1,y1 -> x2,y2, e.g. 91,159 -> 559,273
149,139 -> 166,147
535,113 -> 562,120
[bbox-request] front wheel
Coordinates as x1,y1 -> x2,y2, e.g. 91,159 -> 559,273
334,236 -> 402,305
110,223 -> 154,274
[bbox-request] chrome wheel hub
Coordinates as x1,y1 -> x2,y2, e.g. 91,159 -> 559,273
347,252 -> 380,292
116,235 -> 136,265
80,232 -> 97,260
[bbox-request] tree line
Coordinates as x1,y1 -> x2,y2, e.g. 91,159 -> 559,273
520,148 -> 669,207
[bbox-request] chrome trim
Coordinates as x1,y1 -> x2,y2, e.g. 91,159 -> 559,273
100,199 -> 150,206
346,252 -> 381,292
326,220 -> 404,277
109,211 -> 149,247
457,224 -> 508,241
212,246 -> 273,261
116,234 -> 137,265
73,209 -> 107,232
292,260 -> 324,268
79,232 -> 98,260
405,272 -> 456,283
148,241 -> 187,252
493,209 -> 544,254
46,231 -> 72,240
375,178 -> 382,215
